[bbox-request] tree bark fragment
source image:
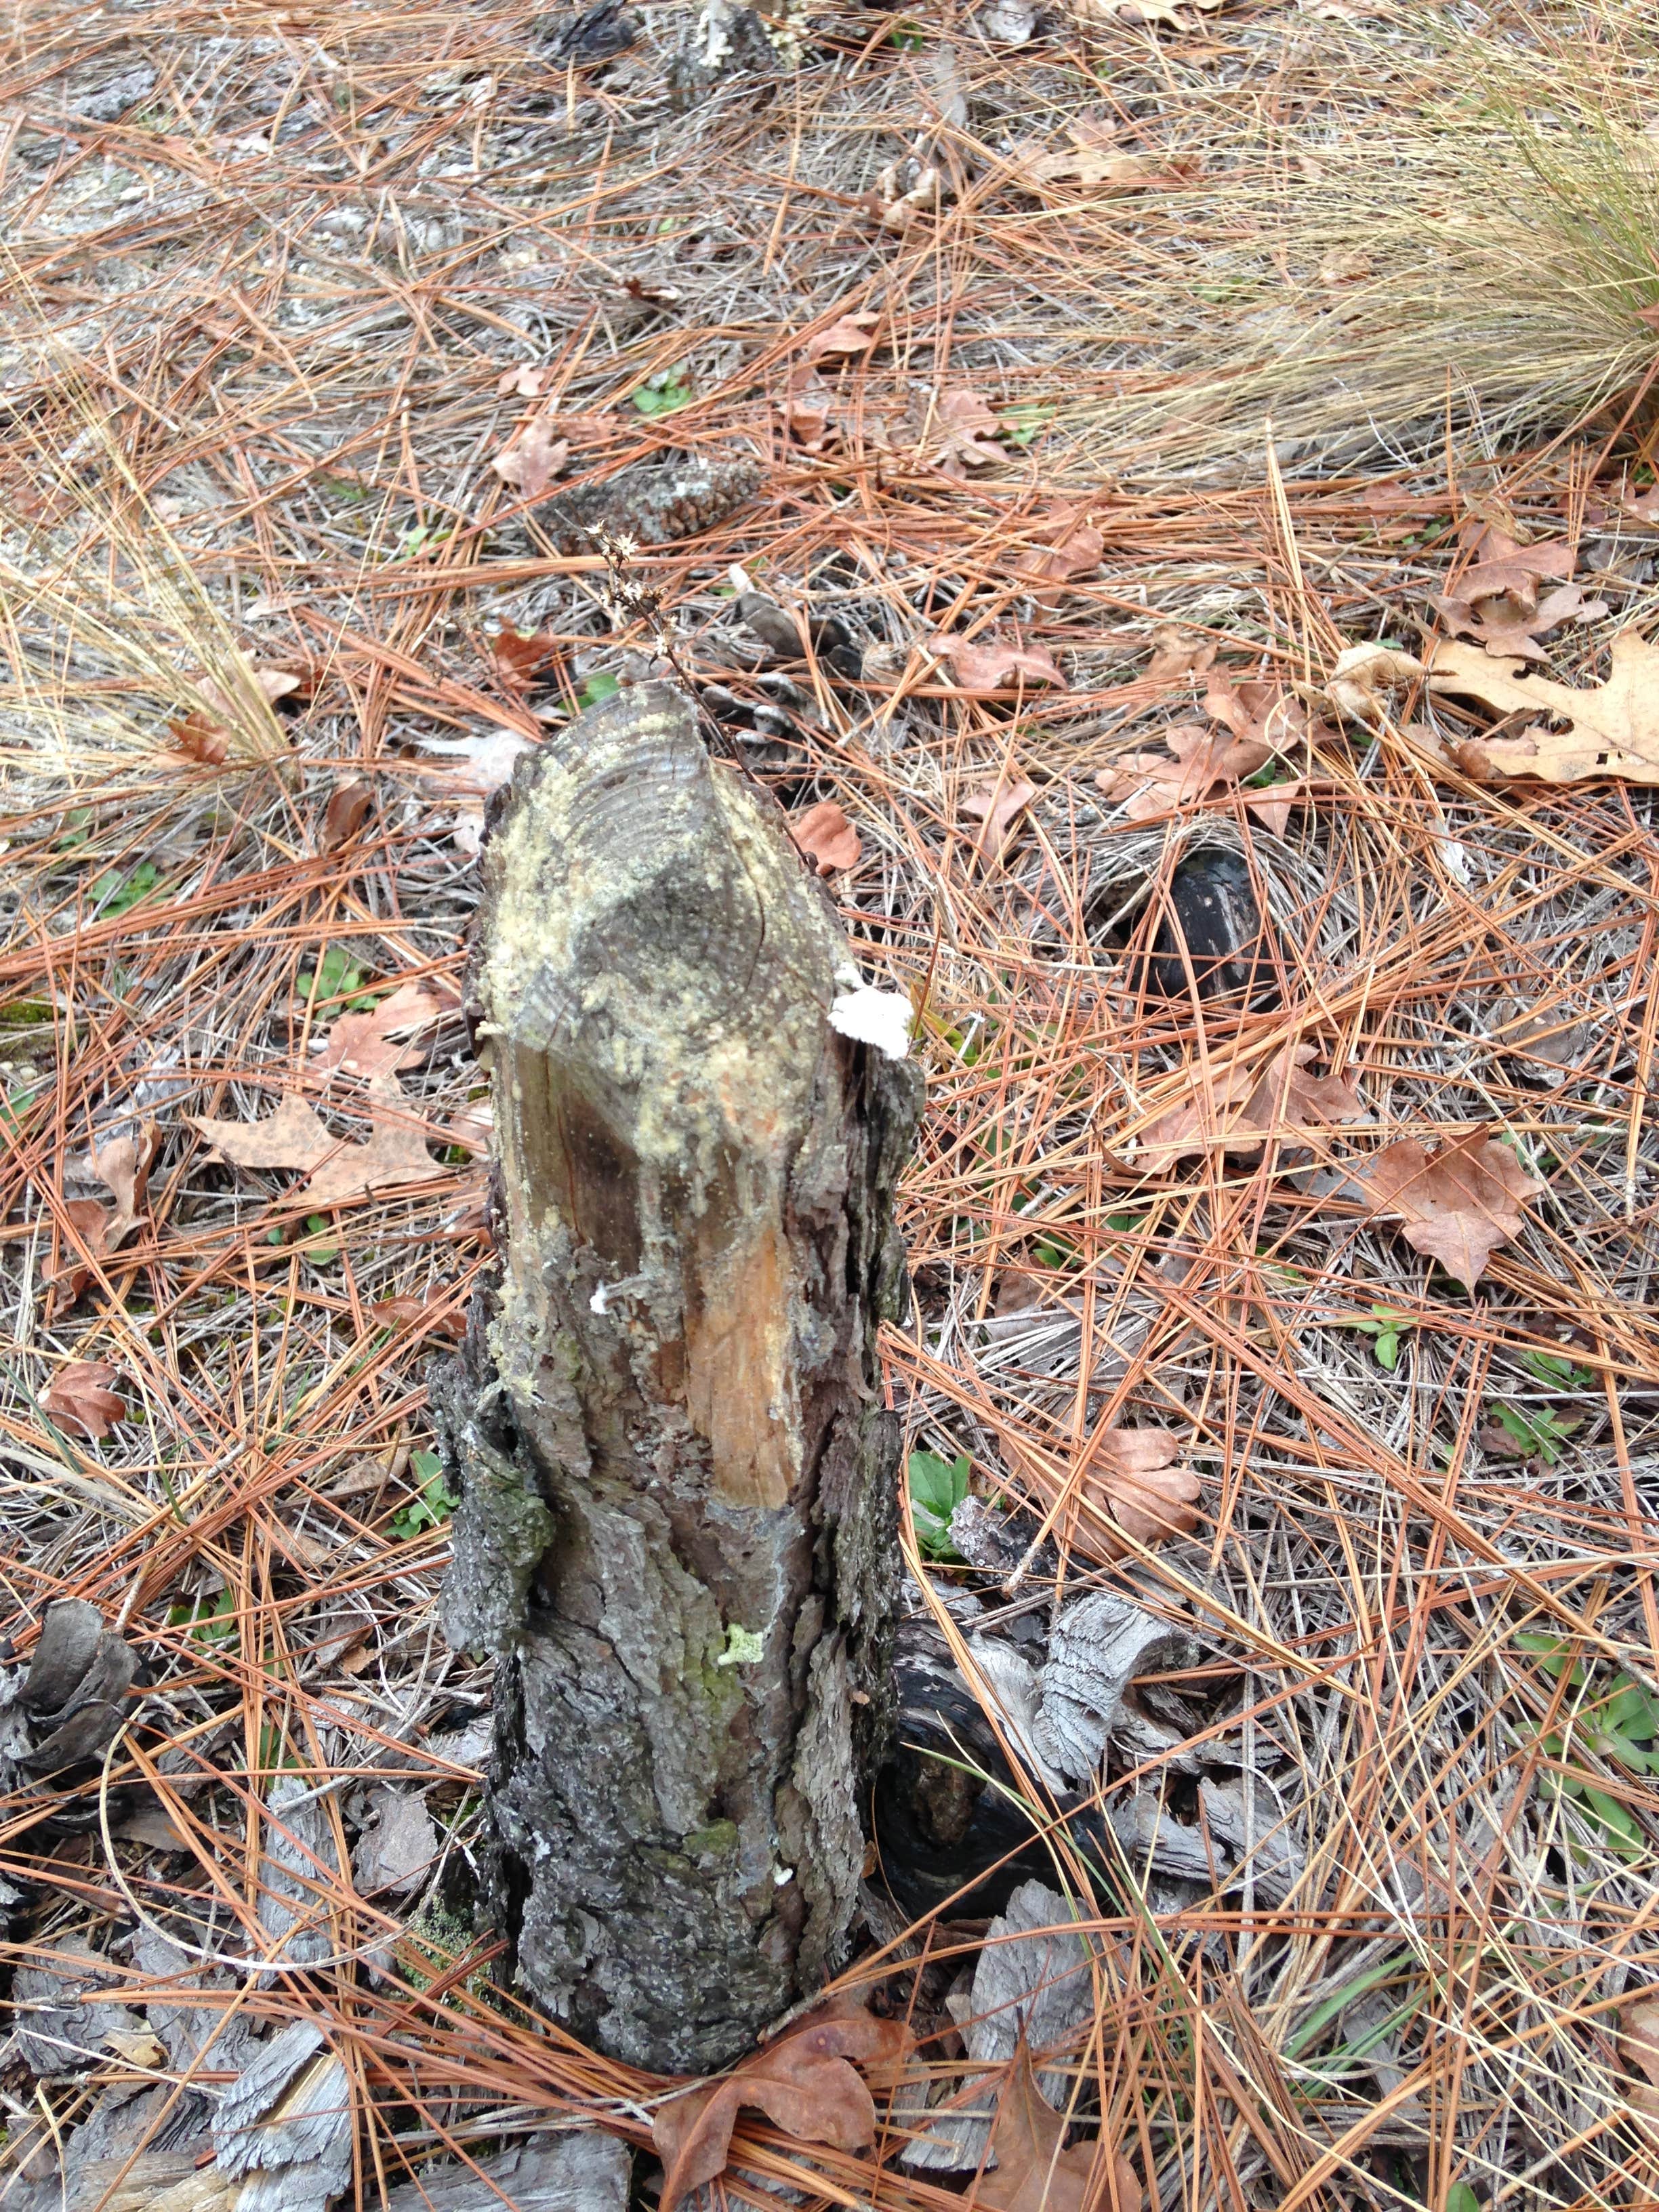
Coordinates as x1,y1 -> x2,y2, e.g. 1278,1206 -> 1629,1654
437,682 -> 918,2072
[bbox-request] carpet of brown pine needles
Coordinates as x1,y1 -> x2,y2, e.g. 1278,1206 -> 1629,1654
5,1 -> 1659,2206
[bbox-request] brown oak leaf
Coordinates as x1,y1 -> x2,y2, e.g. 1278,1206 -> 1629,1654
800,307 -> 880,367
491,628 -> 562,693
1620,1992 -> 1659,2129
962,775 -> 1038,860
1017,117 -> 1195,193
1084,1427 -> 1201,1551
1098,680 -> 1310,832
1325,642 -> 1425,725
309,977 -> 455,1083
1427,630 -> 1659,785
490,414 -> 570,499
1437,579 -> 1606,663
369,1292 -> 467,1341
928,636 -> 1066,693
1135,1043 -> 1364,1168
190,1075 -> 447,1208
321,779 -> 373,852
932,388 -> 1006,478
47,1126 -> 159,1315
792,800 -> 861,876
43,1360 -> 128,1441
497,363 -> 553,398
979,2034 -> 1140,2211
654,1994 -> 910,2212
1015,511 -> 1105,607
1147,626 -> 1219,686
781,369 -> 836,451
1355,1126 -> 1544,1290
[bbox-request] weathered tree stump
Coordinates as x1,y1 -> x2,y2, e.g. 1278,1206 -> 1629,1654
436,684 -> 920,2073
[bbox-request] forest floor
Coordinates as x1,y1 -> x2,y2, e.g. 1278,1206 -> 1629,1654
4,1 -> 1659,2208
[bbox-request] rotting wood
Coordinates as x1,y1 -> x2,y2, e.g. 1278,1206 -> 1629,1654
436,681 -> 919,2073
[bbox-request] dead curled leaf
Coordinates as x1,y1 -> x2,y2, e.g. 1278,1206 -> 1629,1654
490,413 -> 570,499
979,2034 -> 1141,2211
930,388 -> 1006,478
1013,117 -> 1195,193
1147,625 -> 1218,686
1620,1993 -> 1659,2127
927,636 -> 1066,693
961,776 -> 1038,860
653,1994 -> 911,2212
309,977 -> 455,1083
1437,579 -> 1606,663
47,1127 -> 159,1316
792,799 -> 861,876
1428,629 -> 1659,785
1083,1428 -> 1201,1551
1015,511 -> 1104,606
800,307 -> 879,368
1097,680 -> 1311,831
42,1360 -> 127,1441
189,1073 -> 448,1209
1353,1126 -> 1544,1290
1324,641 -> 1425,726
1132,1043 -> 1366,1168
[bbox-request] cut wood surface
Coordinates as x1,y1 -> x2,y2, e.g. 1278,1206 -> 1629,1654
437,682 -> 919,2071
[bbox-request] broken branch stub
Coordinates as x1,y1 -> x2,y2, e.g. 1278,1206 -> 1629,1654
436,682 -> 920,2072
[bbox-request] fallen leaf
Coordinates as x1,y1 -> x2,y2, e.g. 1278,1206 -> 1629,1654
490,628 -> 562,693
801,308 -> 879,367
446,1099 -> 494,1156
497,362 -> 553,398
928,636 -> 1066,693
874,159 -> 943,233
1453,520 -> 1575,612
1015,512 -> 1105,605
780,370 -> 836,451
49,1126 -> 159,1314
1620,1993 -> 1659,2127
1147,626 -> 1218,686
979,2034 -> 1140,2211
309,977 -> 454,1082
1325,642 -> 1425,725
1082,0 -> 1221,22
1134,1043 -> 1364,1167
1319,246 -> 1373,285
104,2026 -> 165,2068
43,1360 -> 127,1441
1437,579 -> 1607,663
1083,1427 -> 1201,1551
931,388 -> 1006,478
654,1994 -> 910,2212
962,775 -> 1038,859
191,1076 -> 448,1209
1427,630 -> 1659,785
792,800 -> 861,876
490,414 -> 570,499
1018,119 -> 1195,192
369,1293 -> 467,1341
1354,1126 -> 1544,1290
169,712 -> 229,766
171,668 -> 302,762
321,779 -> 373,851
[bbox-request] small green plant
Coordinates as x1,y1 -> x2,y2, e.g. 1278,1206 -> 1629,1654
1347,1305 -> 1417,1372
302,1214 -> 340,1265
395,521 -> 453,559
1517,1346 -> 1595,1390
1000,403 -> 1057,449
577,670 -> 621,708
167,1589 -> 238,1647
1517,1633 -> 1658,1861
890,18 -> 926,47
390,1449 -> 459,1542
1487,1401 -> 1580,1465
0,998 -> 52,1027
631,366 -> 693,417
56,807 -> 92,851
89,860 -> 160,918
296,945 -> 376,1012
908,1448 -> 970,1561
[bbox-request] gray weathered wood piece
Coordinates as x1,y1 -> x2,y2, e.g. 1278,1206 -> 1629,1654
437,682 -> 918,2071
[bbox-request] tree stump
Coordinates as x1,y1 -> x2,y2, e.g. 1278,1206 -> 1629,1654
436,683 -> 920,2074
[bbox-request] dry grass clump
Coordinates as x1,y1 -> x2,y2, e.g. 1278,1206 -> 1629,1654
1050,0 -> 1659,472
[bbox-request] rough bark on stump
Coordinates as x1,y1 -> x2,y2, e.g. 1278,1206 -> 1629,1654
435,682 -> 919,2074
